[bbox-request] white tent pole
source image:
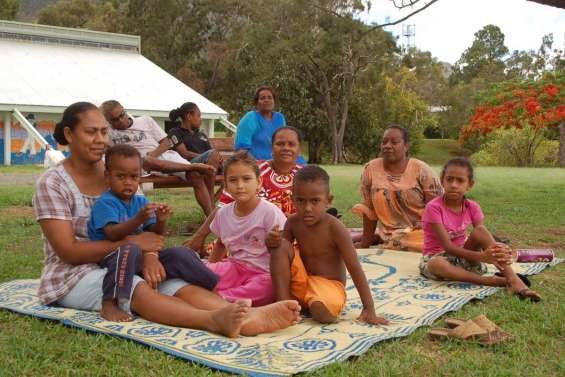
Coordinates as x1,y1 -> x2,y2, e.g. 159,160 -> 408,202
218,117 -> 237,133
3,112 -> 11,166
204,118 -> 215,138
12,108 -> 48,149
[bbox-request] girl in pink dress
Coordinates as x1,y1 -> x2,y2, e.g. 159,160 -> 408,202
207,151 -> 287,306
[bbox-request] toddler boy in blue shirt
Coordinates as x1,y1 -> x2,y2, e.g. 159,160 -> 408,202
88,144 -> 218,322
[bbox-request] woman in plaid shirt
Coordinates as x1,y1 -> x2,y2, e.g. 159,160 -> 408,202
33,102 -> 300,338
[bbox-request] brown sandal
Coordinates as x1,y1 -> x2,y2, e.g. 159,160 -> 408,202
444,315 -> 513,345
428,319 -> 491,344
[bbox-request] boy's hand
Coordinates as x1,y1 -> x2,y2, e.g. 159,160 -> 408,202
136,204 -> 157,223
143,253 -> 166,289
155,204 -> 173,222
358,307 -> 389,325
265,225 -> 282,249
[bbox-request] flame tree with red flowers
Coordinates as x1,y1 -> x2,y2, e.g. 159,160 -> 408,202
460,73 -> 565,166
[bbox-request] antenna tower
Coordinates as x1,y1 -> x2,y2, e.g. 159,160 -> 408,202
402,23 -> 416,52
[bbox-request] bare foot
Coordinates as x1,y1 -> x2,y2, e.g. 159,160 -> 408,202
309,301 -> 337,324
241,300 -> 301,336
211,299 -> 251,338
101,300 -> 133,322
507,275 -> 541,302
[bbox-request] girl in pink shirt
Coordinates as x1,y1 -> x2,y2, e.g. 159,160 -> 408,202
420,158 -> 540,302
207,151 -> 287,306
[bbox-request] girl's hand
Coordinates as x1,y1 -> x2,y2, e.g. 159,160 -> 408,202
126,232 -> 165,252
265,225 -> 282,249
142,253 -> 166,289
155,204 -> 173,222
183,237 -> 208,257
489,243 -> 512,265
483,244 -> 511,267
358,307 -> 389,325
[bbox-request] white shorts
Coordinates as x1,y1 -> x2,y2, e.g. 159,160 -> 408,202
57,268 -> 189,314
144,150 -> 190,181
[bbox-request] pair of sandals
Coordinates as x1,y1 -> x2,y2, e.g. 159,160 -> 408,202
428,315 -> 513,346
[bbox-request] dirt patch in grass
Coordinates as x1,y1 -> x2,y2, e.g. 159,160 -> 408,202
0,206 -> 35,219
166,222 -> 201,237
546,227 -> 565,236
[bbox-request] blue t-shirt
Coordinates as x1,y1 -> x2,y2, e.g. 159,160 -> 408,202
88,191 -> 156,241
234,111 -> 306,164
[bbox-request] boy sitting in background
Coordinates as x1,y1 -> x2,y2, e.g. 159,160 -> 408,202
88,144 -> 218,322
270,165 -> 389,325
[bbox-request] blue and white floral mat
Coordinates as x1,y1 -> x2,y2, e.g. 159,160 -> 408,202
0,249 -> 561,376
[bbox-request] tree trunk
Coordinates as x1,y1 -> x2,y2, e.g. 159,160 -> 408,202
332,133 -> 345,164
308,139 -> 323,164
559,121 -> 565,168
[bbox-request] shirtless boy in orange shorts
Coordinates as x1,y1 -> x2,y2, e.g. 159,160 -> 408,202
270,165 -> 389,325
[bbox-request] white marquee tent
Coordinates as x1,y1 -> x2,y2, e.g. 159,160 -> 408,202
0,20 -> 235,165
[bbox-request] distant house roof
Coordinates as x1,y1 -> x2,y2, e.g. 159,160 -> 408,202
0,20 -> 227,119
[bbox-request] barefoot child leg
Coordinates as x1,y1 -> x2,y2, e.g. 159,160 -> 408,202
99,243 -> 143,321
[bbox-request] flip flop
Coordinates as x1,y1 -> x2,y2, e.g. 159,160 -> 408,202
493,234 -> 510,245
515,288 -> 541,303
495,272 -> 531,287
326,207 -> 342,219
444,315 -> 513,345
428,320 -> 492,344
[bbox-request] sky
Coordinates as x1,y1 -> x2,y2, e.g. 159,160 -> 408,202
361,0 -> 565,64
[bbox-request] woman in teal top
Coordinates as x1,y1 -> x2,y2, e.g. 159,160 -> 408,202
235,86 -> 306,164
235,86 -> 286,160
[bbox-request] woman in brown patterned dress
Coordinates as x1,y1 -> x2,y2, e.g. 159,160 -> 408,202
353,126 -> 443,252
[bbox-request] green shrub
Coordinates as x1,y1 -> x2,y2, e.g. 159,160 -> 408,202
472,126 -> 558,167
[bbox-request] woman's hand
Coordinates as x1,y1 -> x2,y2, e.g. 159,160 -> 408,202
142,253 -> 166,289
126,232 -> 165,252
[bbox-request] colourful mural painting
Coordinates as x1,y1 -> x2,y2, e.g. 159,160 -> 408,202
0,119 -> 64,165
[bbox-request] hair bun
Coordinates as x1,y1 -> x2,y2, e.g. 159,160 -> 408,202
53,121 -> 69,145
168,108 -> 180,121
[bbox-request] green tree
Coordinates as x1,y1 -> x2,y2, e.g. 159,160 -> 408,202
451,24 -> 509,84
442,25 -> 510,142
345,69 -> 431,163
34,0 -> 440,164
37,0 -> 98,27
506,34 -> 564,80
0,0 -> 20,20
401,48 -> 449,107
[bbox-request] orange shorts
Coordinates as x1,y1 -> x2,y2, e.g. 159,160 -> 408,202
290,247 -> 346,317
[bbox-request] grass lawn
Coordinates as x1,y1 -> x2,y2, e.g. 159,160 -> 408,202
0,165 -> 564,376
0,165 -> 44,174
414,139 -> 471,166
